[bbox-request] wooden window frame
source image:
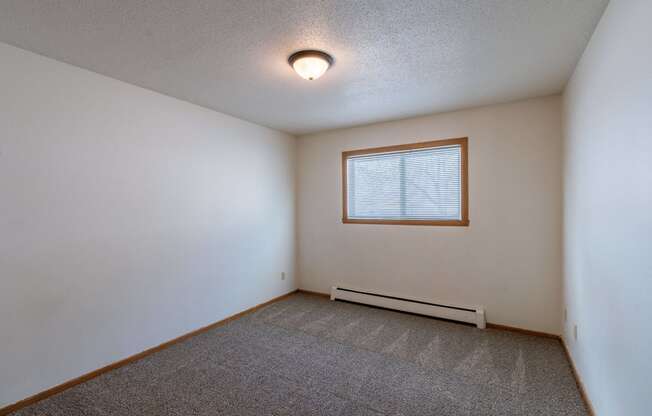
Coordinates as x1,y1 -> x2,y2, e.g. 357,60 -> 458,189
341,137 -> 469,226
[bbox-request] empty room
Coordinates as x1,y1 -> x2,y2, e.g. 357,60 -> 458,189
1,1 -> 650,415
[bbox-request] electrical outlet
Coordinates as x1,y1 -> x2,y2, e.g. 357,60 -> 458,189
281,272 -> 286,280
573,324 -> 578,341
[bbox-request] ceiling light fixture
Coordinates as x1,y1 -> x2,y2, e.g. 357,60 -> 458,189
288,50 -> 333,81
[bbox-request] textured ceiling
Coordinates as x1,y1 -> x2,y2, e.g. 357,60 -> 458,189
0,1 -> 608,135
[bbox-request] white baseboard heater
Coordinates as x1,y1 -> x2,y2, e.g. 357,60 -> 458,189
330,286 -> 486,329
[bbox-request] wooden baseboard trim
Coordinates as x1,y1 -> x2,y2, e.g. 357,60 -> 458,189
560,338 -> 595,416
296,289 -> 331,298
3,289 -> 595,416
485,323 -> 560,339
0,289 -> 298,416
484,324 -> 595,414
303,289 -> 562,339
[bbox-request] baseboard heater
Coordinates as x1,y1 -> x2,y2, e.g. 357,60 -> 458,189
330,286 -> 486,329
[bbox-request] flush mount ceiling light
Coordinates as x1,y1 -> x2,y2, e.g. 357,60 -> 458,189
288,50 -> 334,81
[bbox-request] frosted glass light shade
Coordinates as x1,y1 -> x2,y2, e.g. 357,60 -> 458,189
288,50 -> 333,81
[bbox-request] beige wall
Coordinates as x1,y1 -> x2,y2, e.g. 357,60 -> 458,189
0,43 -> 297,408
562,0 -> 652,414
297,96 -> 563,334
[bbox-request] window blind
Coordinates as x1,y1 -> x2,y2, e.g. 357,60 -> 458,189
346,144 -> 462,221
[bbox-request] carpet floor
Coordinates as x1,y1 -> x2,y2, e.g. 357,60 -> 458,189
11,293 -> 587,415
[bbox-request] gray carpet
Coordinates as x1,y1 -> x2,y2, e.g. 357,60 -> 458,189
11,293 -> 587,415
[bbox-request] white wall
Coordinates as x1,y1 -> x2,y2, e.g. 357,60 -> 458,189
297,96 -> 563,334
562,1 -> 652,414
0,43 -> 296,407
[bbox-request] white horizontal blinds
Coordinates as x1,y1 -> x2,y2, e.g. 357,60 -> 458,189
347,144 -> 462,220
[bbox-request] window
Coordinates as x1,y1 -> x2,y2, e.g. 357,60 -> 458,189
342,137 -> 469,226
